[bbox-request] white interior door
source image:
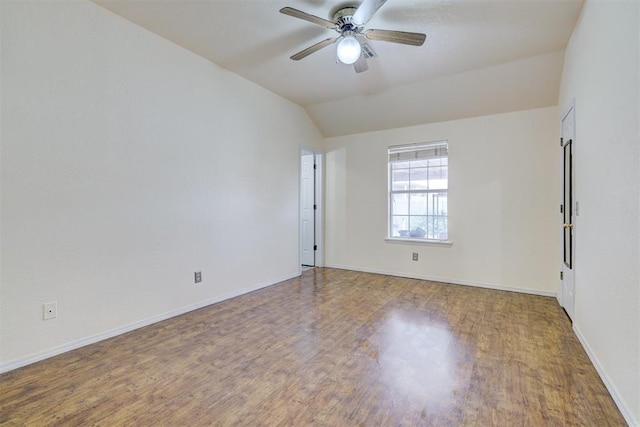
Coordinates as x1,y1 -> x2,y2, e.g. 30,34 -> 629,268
561,104 -> 575,320
300,152 -> 315,266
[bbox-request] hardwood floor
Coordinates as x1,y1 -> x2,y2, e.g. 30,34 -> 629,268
0,268 -> 626,426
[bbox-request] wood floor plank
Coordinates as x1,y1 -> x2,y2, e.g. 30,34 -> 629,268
0,268 -> 626,426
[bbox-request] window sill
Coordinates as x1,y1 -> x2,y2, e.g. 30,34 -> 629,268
385,238 -> 453,247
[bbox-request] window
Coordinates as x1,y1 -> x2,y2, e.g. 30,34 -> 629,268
388,141 -> 448,241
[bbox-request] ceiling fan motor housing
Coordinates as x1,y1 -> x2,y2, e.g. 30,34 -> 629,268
333,7 -> 361,32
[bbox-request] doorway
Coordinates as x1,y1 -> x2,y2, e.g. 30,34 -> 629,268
560,101 -> 576,321
300,148 -> 323,268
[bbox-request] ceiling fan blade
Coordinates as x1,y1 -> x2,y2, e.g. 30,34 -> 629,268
364,29 -> 426,46
353,55 -> 369,73
352,0 -> 388,26
280,7 -> 337,30
290,37 -> 338,61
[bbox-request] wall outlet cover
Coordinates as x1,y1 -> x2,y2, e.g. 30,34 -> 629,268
43,302 -> 57,320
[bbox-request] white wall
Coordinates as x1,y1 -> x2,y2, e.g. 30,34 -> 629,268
0,1 -> 323,369
324,107 -> 559,295
558,0 -> 639,423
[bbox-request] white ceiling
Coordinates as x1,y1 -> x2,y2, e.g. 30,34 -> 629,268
92,0 -> 583,137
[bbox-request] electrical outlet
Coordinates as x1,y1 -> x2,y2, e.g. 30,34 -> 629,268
412,252 -> 419,261
43,302 -> 57,320
194,271 -> 202,283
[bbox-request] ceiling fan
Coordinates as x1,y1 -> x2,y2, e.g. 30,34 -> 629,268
280,0 -> 426,73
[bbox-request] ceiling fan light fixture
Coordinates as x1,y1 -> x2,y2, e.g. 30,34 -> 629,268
336,35 -> 361,65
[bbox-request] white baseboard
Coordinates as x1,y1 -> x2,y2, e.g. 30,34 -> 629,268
0,272 -> 300,374
573,325 -> 637,427
324,264 -> 556,297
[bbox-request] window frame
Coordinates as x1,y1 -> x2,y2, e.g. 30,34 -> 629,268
387,140 -> 450,243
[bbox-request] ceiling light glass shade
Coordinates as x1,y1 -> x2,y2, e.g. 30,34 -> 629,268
337,35 -> 362,65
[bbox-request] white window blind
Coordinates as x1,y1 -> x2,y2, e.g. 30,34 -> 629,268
388,142 -> 448,162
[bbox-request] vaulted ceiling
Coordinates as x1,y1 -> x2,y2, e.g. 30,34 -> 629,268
93,0 -> 583,137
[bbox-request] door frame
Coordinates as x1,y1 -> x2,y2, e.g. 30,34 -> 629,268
299,147 -> 324,270
559,99 -> 576,320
